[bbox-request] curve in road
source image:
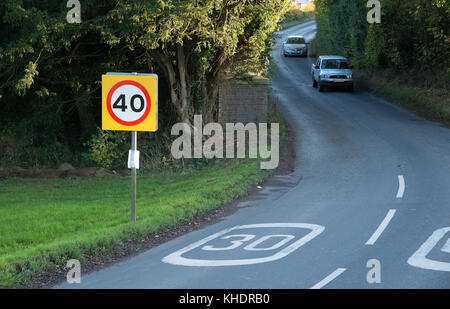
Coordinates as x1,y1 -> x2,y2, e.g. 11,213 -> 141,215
58,21 -> 450,289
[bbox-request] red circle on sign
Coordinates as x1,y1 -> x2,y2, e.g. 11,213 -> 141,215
107,80 -> 152,126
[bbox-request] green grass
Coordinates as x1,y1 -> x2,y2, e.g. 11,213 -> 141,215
0,159 -> 270,287
278,9 -> 314,31
355,69 -> 450,123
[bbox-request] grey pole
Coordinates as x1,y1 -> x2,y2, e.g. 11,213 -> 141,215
131,131 -> 137,221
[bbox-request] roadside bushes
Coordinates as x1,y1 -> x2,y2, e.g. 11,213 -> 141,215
314,0 -> 450,122
0,0 -> 291,169
279,7 -> 315,29
281,9 -> 307,23
84,129 -> 127,170
314,0 -> 450,71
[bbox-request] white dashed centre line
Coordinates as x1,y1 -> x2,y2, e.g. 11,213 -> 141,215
365,209 -> 397,245
310,268 -> 346,289
396,175 -> 405,198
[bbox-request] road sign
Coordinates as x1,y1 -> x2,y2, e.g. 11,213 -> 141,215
102,73 -> 158,131
102,72 -> 158,222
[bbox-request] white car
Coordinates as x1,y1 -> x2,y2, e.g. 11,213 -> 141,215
311,55 -> 354,92
283,35 -> 308,57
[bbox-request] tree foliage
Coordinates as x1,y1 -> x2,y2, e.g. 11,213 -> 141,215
314,0 -> 450,71
0,0 -> 290,165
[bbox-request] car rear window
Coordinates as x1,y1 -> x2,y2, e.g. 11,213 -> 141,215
286,37 -> 305,44
322,59 -> 349,69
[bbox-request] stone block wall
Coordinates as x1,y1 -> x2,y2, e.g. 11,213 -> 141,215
218,78 -> 269,125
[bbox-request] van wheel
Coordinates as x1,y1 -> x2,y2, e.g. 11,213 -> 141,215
312,77 -> 317,88
318,81 -> 324,92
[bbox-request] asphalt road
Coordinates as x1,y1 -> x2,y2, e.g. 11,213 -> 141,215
58,21 -> 450,289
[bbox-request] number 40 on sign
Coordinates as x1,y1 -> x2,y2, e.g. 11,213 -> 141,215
102,73 -> 158,132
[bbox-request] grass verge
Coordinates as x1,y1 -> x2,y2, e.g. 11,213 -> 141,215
279,17 -> 313,30
0,159 -> 271,288
278,9 -> 314,31
355,69 -> 450,124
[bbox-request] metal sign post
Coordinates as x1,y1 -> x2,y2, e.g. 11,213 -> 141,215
127,132 -> 140,221
131,131 -> 137,221
102,72 -> 158,222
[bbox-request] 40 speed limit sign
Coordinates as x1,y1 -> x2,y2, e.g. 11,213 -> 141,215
102,73 -> 158,131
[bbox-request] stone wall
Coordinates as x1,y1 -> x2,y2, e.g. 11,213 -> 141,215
218,78 -> 269,125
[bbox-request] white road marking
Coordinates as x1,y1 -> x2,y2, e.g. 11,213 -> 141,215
244,234 -> 295,251
202,234 -> 255,251
365,209 -> 396,245
408,227 -> 450,271
441,238 -> 450,253
396,175 -> 405,198
162,223 -> 325,266
310,268 -> 346,289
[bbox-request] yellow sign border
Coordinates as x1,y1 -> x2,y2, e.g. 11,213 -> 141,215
102,73 -> 158,131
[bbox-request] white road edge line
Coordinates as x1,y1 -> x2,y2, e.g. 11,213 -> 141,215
365,209 -> 397,245
396,175 -> 405,198
310,268 -> 346,289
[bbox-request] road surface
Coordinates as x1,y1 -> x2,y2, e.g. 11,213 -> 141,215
58,21 -> 450,289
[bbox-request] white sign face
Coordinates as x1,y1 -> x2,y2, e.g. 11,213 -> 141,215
106,80 -> 151,126
408,227 -> 450,272
110,84 -> 147,123
162,223 -> 325,266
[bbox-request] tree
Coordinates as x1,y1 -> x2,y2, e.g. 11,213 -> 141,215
104,0 -> 290,123
0,0 -> 290,155
314,0 -> 449,71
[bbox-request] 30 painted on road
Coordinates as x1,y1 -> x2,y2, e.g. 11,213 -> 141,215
162,223 -> 325,266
